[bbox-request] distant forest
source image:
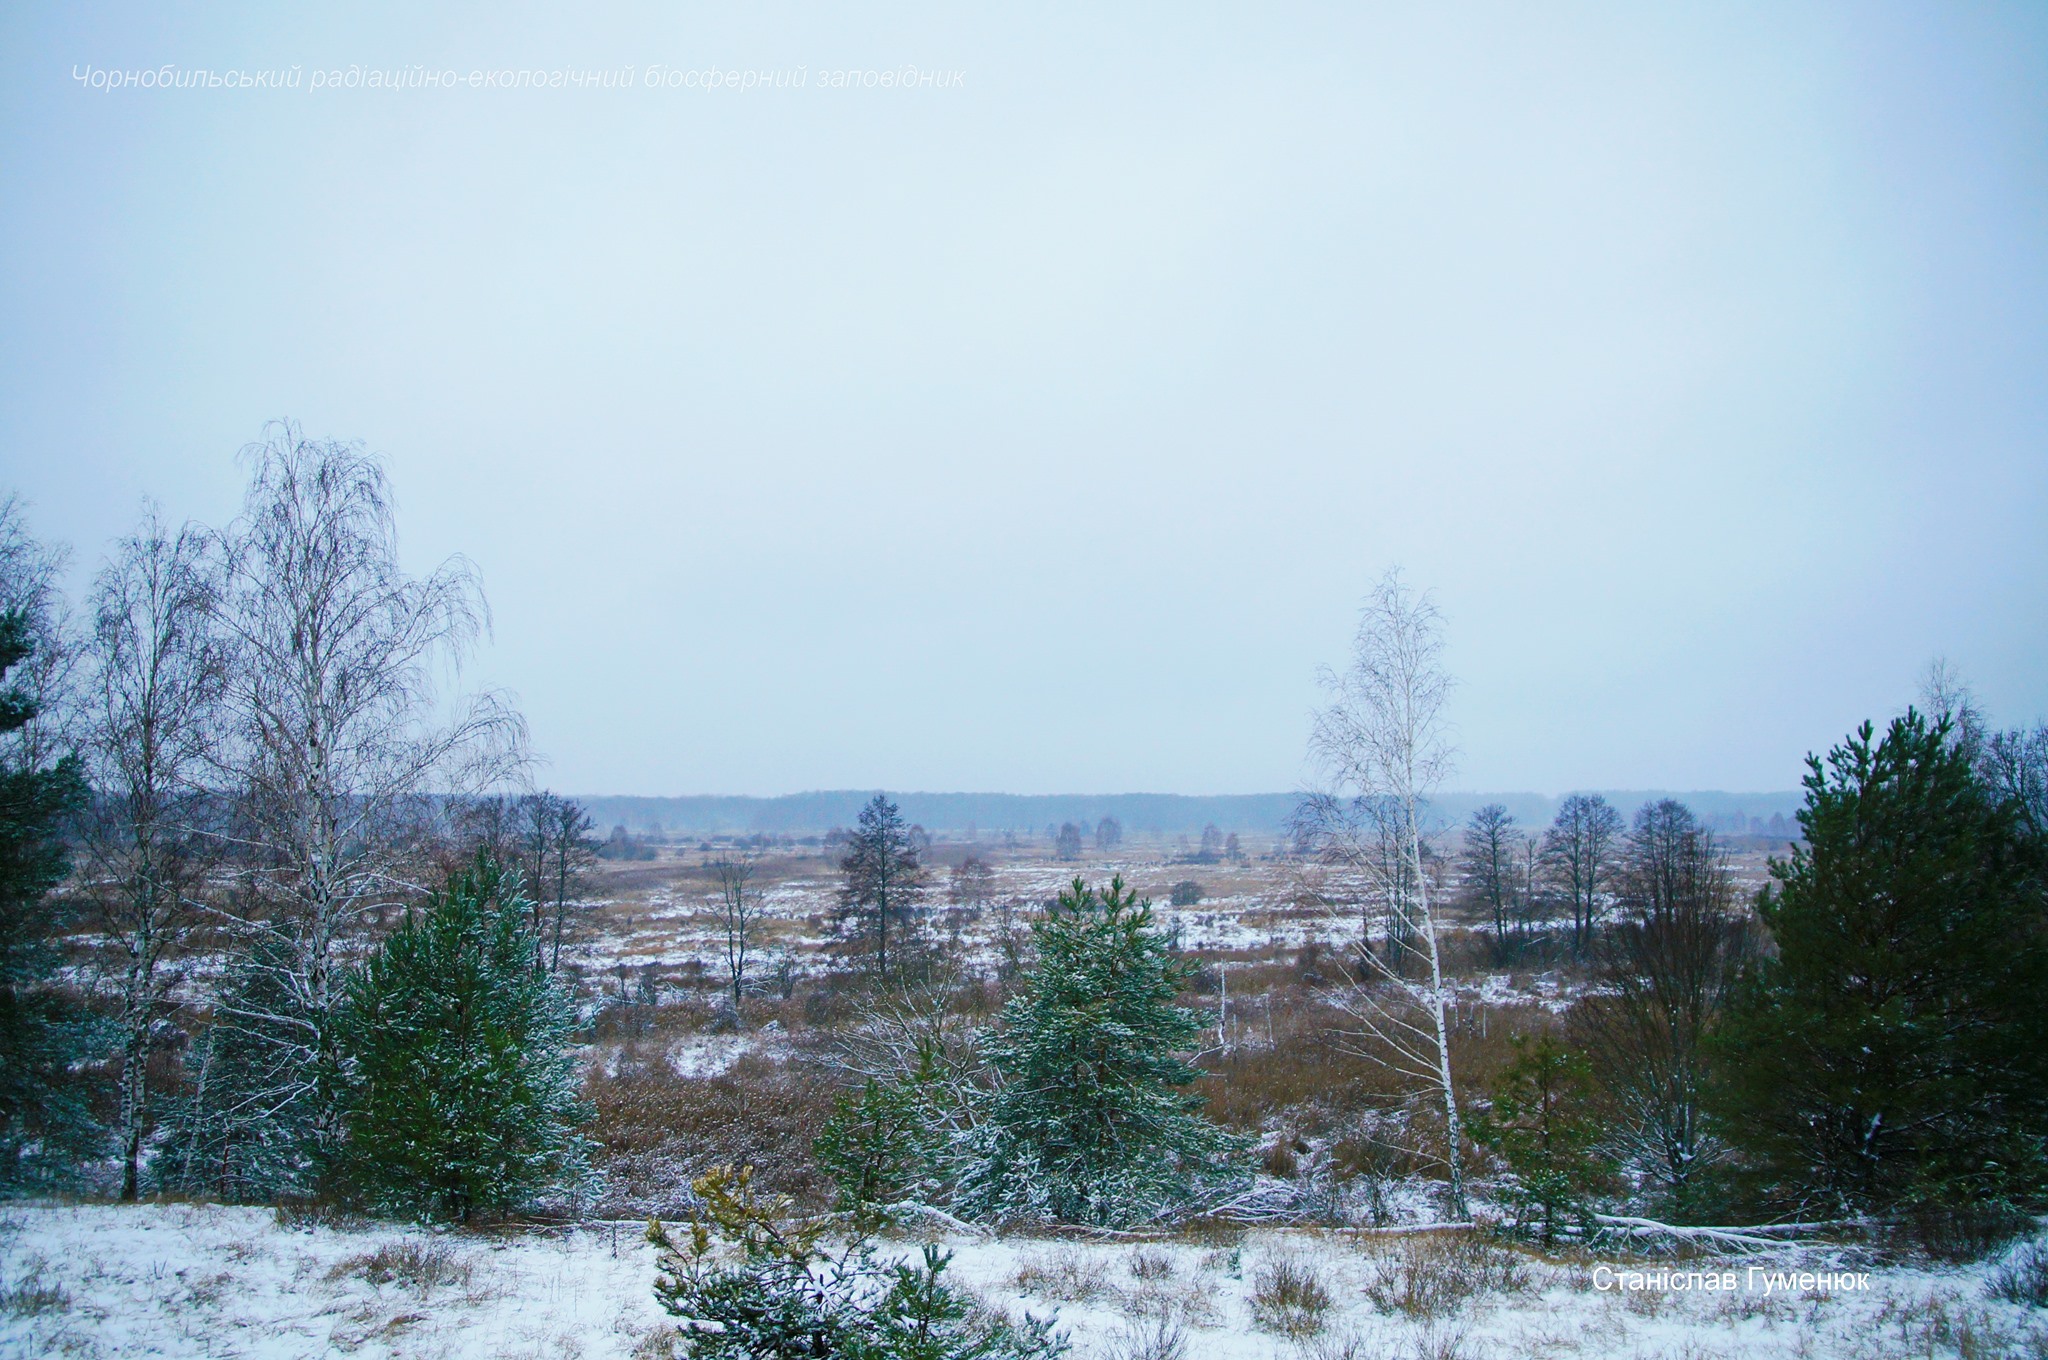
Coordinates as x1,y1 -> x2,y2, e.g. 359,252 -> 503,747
576,789 -> 1806,839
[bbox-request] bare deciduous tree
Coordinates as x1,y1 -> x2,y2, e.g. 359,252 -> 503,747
205,422 -> 527,1175
948,855 -> 994,912
1918,656 -> 1986,760
1459,803 -> 1518,957
1574,800 -> 1751,1219
519,791 -> 594,973
709,852 -> 763,1026
1982,723 -> 2048,841
1543,793 -> 1623,956
1294,569 -> 1469,1217
1094,816 -> 1122,851
77,506 -> 225,1201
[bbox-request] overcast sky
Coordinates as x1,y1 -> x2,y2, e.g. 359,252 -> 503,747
2,4 -> 2043,797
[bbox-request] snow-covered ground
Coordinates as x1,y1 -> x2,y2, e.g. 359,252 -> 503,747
5,1203 -> 2045,1359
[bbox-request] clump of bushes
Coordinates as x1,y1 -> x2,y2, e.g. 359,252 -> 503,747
329,1241 -> 472,1295
1249,1254 -> 1332,1336
1359,1232 -> 1527,1319
1989,1240 -> 2048,1308
650,1165 -> 1065,1360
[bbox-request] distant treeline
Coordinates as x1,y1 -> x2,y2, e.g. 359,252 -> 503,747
576,789 -> 1807,839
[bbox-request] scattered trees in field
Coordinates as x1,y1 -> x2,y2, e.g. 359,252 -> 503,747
13,437 -> 2048,1263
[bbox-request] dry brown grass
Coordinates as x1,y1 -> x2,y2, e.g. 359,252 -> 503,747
1355,1231 -> 1529,1319
327,1240 -> 473,1295
583,1051 -> 840,1215
1249,1253 -> 1334,1336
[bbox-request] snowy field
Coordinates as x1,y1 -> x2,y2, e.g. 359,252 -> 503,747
6,1204 -> 2045,1359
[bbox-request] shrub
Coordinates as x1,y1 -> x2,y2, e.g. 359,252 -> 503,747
1012,1249 -> 1111,1303
1901,1196 -> 2034,1263
1359,1232 -> 1526,1319
584,1052 -> 838,1218
1169,882 -> 1203,907
329,1241 -> 473,1295
1249,1254 -> 1331,1336
650,1166 -> 1065,1360
1100,1316 -> 1187,1360
1989,1241 -> 2048,1308
1127,1248 -> 1174,1281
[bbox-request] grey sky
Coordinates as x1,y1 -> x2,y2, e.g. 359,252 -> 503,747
2,4 -> 2043,797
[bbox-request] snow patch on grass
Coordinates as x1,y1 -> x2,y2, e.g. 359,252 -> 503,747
8,1205 -> 2048,1359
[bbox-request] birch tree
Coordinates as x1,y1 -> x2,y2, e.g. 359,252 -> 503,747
198,422 -> 527,1190
77,507 -> 225,1200
1294,569 -> 1469,1217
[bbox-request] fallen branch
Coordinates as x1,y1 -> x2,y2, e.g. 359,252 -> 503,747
1590,1214 -> 1805,1252
881,1201 -> 990,1238
1347,1221 -> 1478,1236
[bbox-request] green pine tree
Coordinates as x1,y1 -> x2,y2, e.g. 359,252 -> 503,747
1711,711 -> 2048,1214
961,875 -> 1243,1225
332,853 -> 591,1220
1472,1033 -> 1609,1243
0,610 -> 100,1188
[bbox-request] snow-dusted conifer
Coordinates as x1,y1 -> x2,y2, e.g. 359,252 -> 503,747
960,875 -> 1243,1225
332,852 -> 590,1220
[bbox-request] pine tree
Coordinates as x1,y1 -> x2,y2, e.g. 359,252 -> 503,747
960,876 -> 1243,1225
332,853 -> 590,1220
0,611 -> 102,1188
837,794 -> 929,976
1711,711 -> 2048,1214
1472,1034 -> 1609,1243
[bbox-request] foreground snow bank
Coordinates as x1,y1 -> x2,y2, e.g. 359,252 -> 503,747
4,1203 -> 2045,1359
0,1204 -> 669,1359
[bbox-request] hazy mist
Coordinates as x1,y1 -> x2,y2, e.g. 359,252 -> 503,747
3,3 -> 2043,796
